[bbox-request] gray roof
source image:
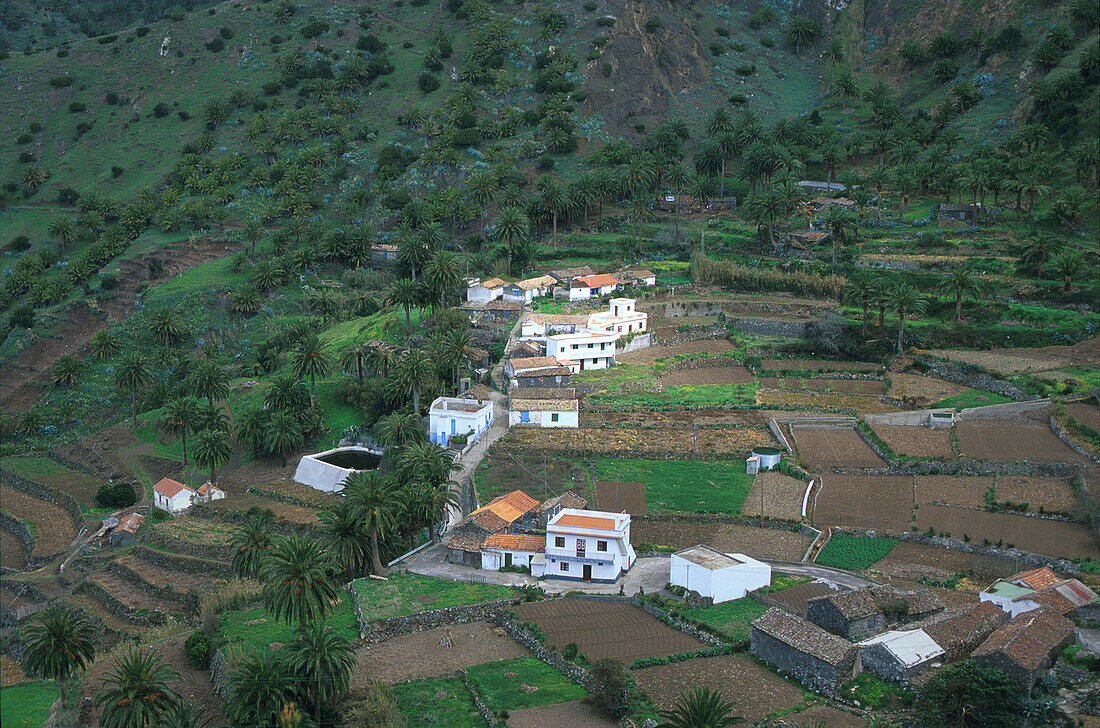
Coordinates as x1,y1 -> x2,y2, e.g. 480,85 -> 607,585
753,608 -> 856,666
675,544 -> 743,570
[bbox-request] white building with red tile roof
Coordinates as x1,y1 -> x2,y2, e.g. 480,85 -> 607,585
545,508 -> 635,583
153,477 -> 197,514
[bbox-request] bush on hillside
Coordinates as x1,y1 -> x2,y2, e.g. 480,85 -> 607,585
96,481 -> 136,508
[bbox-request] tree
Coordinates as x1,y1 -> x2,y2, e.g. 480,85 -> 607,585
266,374 -> 308,411
23,606 -> 97,709
425,249 -> 462,310
193,429 -> 232,485
437,326 -> 473,393
243,220 -> 264,258
786,15 -> 820,55
52,354 -> 82,387
95,649 -> 179,728
319,500 -> 367,580
344,471 -> 400,575
537,176 -> 569,246
590,659 -> 632,720
938,269 -> 983,322
89,330 -> 121,360
48,215 -> 78,258
822,206 -> 858,266
375,411 -> 425,451
115,353 -> 152,429
394,348 -> 437,414
889,283 -> 925,353
1052,250 -> 1084,292
230,511 -> 274,580
161,398 -> 199,467
386,279 -> 420,333
188,360 -> 230,407
396,224 -> 429,282
915,660 -> 1020,728
690,175 -> 715,253
285,621 -> 355,723
824,38 -> 845,82
291,334 -> 333,410
149,309 -> 188,348
340,344 -> 369,385
846,274 -> 876,338
657,687 -> 743,728
468,171 -> 498,234
261,536 -> 339,631
263,411 -> 304,467
495,206 -> 529,274
228,650 -> 296,728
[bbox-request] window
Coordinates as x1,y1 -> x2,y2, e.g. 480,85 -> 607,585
551,413 -> 559,422
560,561 -> 569,572
555,536 -> 565,548
576,538 -> 586,557
597,540 -> 607,552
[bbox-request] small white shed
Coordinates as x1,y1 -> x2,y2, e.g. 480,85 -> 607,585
670,545 -> 771,603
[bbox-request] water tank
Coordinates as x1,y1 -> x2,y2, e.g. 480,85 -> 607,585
751,446 -> 782,470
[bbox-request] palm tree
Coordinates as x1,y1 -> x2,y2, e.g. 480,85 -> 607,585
938,269 -> 983,322
889,283 -> 925,353
375,411 -> 425,450
23,606 -> 97,709
230,512 -> 274,580
786,15 -> 820,55
824,38 -> 845,82
149,309 -> 188,348
1019,234 -> 1062,275
657,687 -> 742,728
439,327 -> 473,393
468,171 -> 498,234
746,191 -> 785,250
866,164 -> 890,219
1052,250 -> 1084,292
537,177 -> 569,246
340,344 -> 369,385
394,347 -> 437,414
95,649 -> 179,728
291,334 -> 333,410
89,330 -> 121,360
846,274 -> 876,338
495,206 -> 529,274
261,536 -> 339,630
690,175 -> 715,253
265,374 -> 308,412
263,411 -> 304,467
425,250 -> 462,311
822,206 -> 858,266
228,650 -> 296,728
386,279 -> 420,333
319,500 -> 367,580
52,354 -> 82,387
115,353 -> 152,429
284,622 -> 355,723
396,224 -> 430,282
344,470 -> 400,575
155,700 -> 208,728
161,397 -> 199,467
244,220 -> 264,258
187,360 -> 230,407
48,216 -> 78,259
873,278 -> 891,334
572,173 -> 598,230
193,429 -> 232,485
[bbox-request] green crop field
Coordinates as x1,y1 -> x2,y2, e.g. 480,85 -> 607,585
466,657 -> 587,713
677,596 -> 769,643
353,572 -> 515,621
220,596 -> 358,652
594,458 -> 754,514
931,390 -> 1014,410
391,677 -> 487,728
816,534 -> 898,571
0,681 -> 73,728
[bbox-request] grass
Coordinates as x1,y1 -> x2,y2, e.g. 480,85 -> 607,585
391,677 -> 487,728
2,456 -> 84,482
144,255 -> 247,303
677,596 -> 769,643
840,673 -> 913,710
322,308 -> 424,349
590,383 -> 758,409
220,594 -> 358,652
0,681 -> 72,728
466,657 -> 587,712
593,458 -> 754,514
353,572 -> 515,620
930,389 -> 1013,410
815,534 -> 898,571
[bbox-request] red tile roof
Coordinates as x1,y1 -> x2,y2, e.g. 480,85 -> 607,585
153,478 -> 192,499
574,274 -> 619,288
1011,567 -> 1064,591
116,512 -> 144,535
553,513 -> 617,530
469,490 -> 540,525
482,534 -> 545,553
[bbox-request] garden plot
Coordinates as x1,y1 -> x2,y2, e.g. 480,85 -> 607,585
887,373 -> 971,406
915,476 -> 993,508
502,425 -> 776,459
761,359 -> 879,372
593,459 -> 753,514
582,409 -> 777,427
510,599 -> 702,662
87,572 -> 178,617
871,425 -> 956,459
915,505 -> 1099,559
813,476 -> 914,532
474,451 -> 585,505
758,390 -> 905,414
872,542 -> 1016,585
389,677 -> 487,728
198,491 -> 322,526
816,534 -> 898,570
353,572 -> 515,620
150,517 -> 235,549
2,457 -> 110,507
994,476 -> 1079,514
507,700 -> 616,728
467,657 -> 587,714
1066,402 -> 1100,432
0,485 -> 77,556
659,366 -> 753,386
114,553 -> 224,593
758,377 -> 888,396
792,428 -> 885,470
956,421 -> 1092,464
633,654 -> 806,722
617,339 -> 735,365
632,520 -> 807,562
740,472 -> 808,520
351,623 -> 528,686
594,480 -> 646,514
921,347 -> 1074,375
0,530 -> 28,570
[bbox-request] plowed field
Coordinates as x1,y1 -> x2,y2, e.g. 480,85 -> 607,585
618,339 -> 735,365
761,359 -> 879,372
887,373 -> 970,405
792,428 -> 885,469
759,391 -> 904,413
632,520 -> 807,561
956,422 -> 1091,464
915,505 -> 1099,558
871,425 -> 955,459
0,485 -> 77,556
502,425 -> 776,458
915,476 -> 993,508
759,377 -> 888,396
0,530 -> 28,570
872,542 -> 1016,585
813,475 -> 914,532
994,476 -> 1079,514
740,472 -> 808,520
594,481 -> 646,514
510,599 -> 702,662
1066,403 -> 1100,432
659,366 -> 753,386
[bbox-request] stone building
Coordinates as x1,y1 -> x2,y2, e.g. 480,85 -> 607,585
858,628 -> 944,682
912,601 -> 1008,663
807,585 -> 944,640
751,607 -> 858,697
971,607 -> 1074,692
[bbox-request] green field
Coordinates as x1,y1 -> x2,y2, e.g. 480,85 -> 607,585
391,677 -> 487,728
590,383 -> 758,409
815,534 -> 898,571
0,682 -> 66,728
466,657 -> 587,712
677,596 -> 769,643
353,572 -> 515,621
931,390 -> 1014,410
220,595 -> 358,651
593,459 -> 754,514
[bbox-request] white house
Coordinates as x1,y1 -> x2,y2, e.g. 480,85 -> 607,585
428,396 -> 493,447
480,533 -> 546,572
618,268 -> 656,287
509,396 -> 579,427
545,330 -> 618,370
519,313 -> 590,340
502,275 -> 556,303
587,298 -> 647,336
669,545 -> 771,603
561,273 -> 620,301
545,508 -> 636,583
194,482 -> 226,504
153,477 -> 197,514
466,277 -> 506,303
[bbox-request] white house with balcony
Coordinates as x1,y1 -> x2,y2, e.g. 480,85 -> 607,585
545,508 -> 636,583
466,277 -> 506,303
545,331 -> 618,371
428,396 -> 493,447
587,298 -> 647,336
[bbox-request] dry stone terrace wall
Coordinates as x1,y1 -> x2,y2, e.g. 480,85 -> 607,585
130,544 -> 230,576
910,355 -> 1027,401
106,559 -> 199,612
144,528 -> 233,561
0,511 -> 35,565
0,467 -> 83,531
78,578 -> 167,626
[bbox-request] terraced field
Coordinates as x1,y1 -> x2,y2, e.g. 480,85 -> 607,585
0,485 -> 78,556
86,572 -> 175,620
0,530 -> 28,570
114,553 -> 224,593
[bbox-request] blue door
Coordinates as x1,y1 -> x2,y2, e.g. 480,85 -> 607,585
450,419 -> 456,435
520,411 -> 530,422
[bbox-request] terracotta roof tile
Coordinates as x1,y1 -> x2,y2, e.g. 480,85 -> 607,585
574,274 -> 619,288
116,512 -> 144,535
972,608 -> 1074,671
469,490 -> 540,525
553,513 -> 617,530
153,478 -> 193,499
753,608 -> 856,666
1011,567 -> 1064,591
482,533 -> 546,552
447,534 -> 486,552
509,356 -> 562,371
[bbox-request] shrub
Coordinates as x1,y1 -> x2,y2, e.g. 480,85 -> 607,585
206,37 -> 225,52
761,37 -> 775,48
137,26 -> 150,37
185,631 -> 210,669
154,102 -> 169,118
49,76 -> 75,87
111,166 -> 125,179
597,16 -> 615,27
19,152 -> 35,164
96,481 -> 136,508
590,659 -> 631,719
105,91 -> 119,105
169,7 -> 186,21
97,34 -> 118,45
601,62 -> 613,77
69,102 -> 86,113
151,507 -> 171,523
301,20 -> 331,39
644,18 -> 660,33
735,63 -> 756,76
583,1 -> 597,9
29,123 -> 43,133
729,93 -> 747,105
57,48 -> 69,58
933,58 -> 960,81
17,134 -> 31,144
177,111 -> 190,121
74,122 -> 93,138
538,155 -> 555,170
417,71 -> 440,93
58,188 -> 79,205
709,42 -> 726,56
219,26 -> 235,39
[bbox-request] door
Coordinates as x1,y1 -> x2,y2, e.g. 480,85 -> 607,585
583,564 -> 592,582
520,410 -> 529,422
505,553 -> 512,567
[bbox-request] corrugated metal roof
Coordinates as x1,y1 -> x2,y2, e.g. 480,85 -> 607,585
860,629 -> 944,667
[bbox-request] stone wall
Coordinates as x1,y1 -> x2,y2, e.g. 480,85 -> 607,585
130,545 -> 230,576
859,644 -> 907,683
209,648 -> 231,697
460,670 -> 503,727
496,614 -> 595,690
0,510 -> 35,565
144,528 -> 233,561
356,598 -> 517,643
618,333 -> 653,353
750,629 -> 850,697
731,318 -> 808,339
107,560 -> 198,612
0,467 -> 82,534
78,579 -> 167,626
1051,416 -> 1100,465
910,355 -> 1027,401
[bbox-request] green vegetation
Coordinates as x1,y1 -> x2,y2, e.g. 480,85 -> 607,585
930,390 -> 1014,410
816,534 -> 898,571
467,657 -> 587,712
0,682 -> 72,728
590,383 -> 758,409
842,672 -> 914,710
391,678 -> 487,728
220,595 -> 358,652
594,459 -> 754,514
677,597 -> 769,642
353,572 -> 515,620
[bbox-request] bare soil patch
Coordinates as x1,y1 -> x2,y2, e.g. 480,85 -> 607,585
872,542 -> 1016,590
594,480 -> 646,514
88,572 -> 179,615
197,491 -> 322,526
741,472 -> 807,520
920,347 -> 1074,375
995,476 -> 1079,514
505,700 -> 616,728
872,425 -> 955,459
0,529 -> 28,570
956,421 -> 1091,464
759,377 -> 888,396
887,373 -> 970,407
774,705 -> 866,727
761,359 -> 879,372
617,339 -> 734,365
792,428 -> 885,469
659,366 -> 753,386
633,654 -> 805,721
511,599 -> 702,662
813,475 -> 914,532
115,554 -> 226,593
759,390 -> 904,414
632,520 -> 807,561
915,476 -> 992,508
581,409 -> 781,427
1,654 -> 30,687
0,484 -> 77,556
1066,402 -> 1100,433
351,622 -> 528,686
915,505 -> 1099,559
502,425 -> 776,459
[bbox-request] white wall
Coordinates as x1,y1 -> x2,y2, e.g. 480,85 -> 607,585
670,554 -> 771,603
482,549 -> 542,571
508,409 -> 579,427
467,285 -> 502,302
